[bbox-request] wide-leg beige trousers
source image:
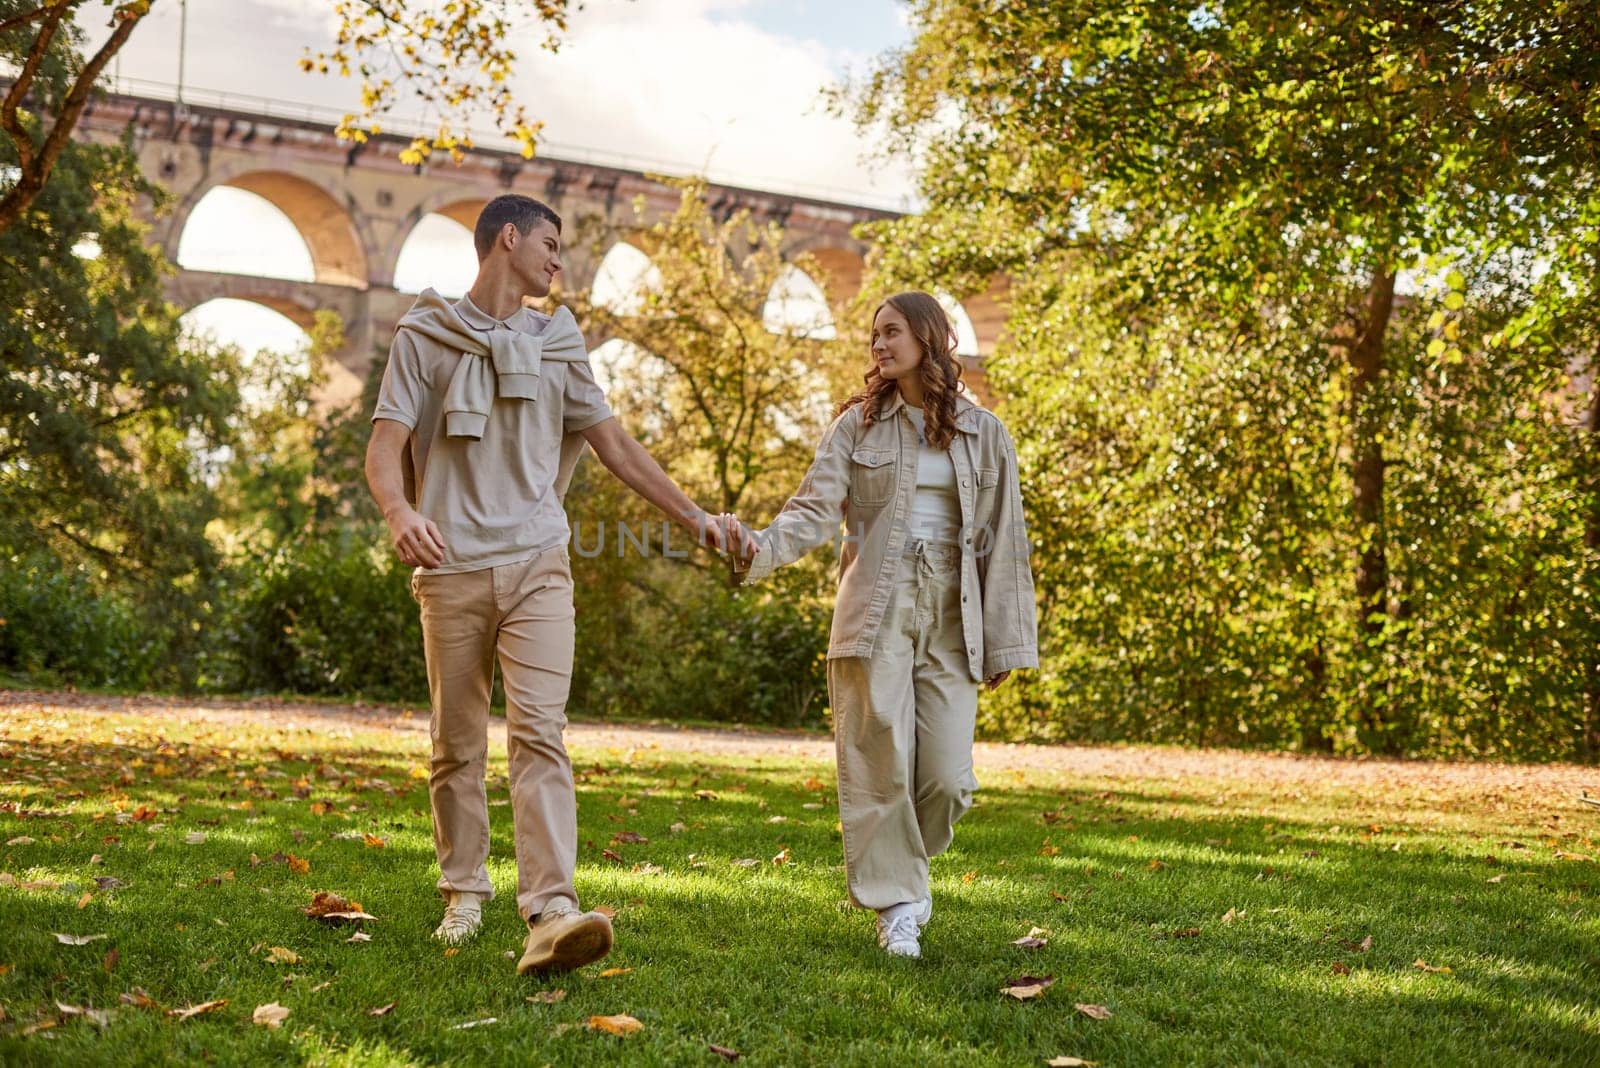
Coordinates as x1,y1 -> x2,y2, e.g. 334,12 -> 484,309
412,544 -> 578,922
829,542 -> 981,911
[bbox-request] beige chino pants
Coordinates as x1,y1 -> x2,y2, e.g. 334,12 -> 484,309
412,545 -> 578,922
829,542 -> 981,911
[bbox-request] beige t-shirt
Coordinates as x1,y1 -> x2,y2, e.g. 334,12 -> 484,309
372,295 -> 613,574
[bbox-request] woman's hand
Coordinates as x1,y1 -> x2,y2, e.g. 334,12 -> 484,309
985,671 -> 1011,692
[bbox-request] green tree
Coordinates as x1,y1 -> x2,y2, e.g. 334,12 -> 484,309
851,1 -> 1600,756
0,18 -> 240,683
558,179 -> 861,725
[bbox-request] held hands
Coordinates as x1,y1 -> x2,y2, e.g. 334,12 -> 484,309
386,506 -> 446,569
690,509 -> 758,562
985,671 -> 1011,692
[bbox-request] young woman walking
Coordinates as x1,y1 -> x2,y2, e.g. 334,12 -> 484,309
733,291 -> 1037,958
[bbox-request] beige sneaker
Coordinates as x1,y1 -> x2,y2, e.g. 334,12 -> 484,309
432,891 -> 485,945
516,903 -> 613,975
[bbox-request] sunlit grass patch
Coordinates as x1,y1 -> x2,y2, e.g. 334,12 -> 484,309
1,701 -> 1596,1065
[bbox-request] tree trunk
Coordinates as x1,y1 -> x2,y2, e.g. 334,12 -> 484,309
1584,359 -> 1600,760
1347,268 -> 1397,752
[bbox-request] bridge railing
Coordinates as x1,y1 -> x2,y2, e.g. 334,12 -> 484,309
97,75 -> 912,214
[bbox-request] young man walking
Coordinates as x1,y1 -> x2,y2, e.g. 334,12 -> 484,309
365,194 -> 747,974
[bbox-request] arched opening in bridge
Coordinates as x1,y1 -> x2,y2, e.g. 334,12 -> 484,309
180,298 -> 360,407
394,213 -> 478,298
177,173 -> 366,287
764,265 -> 836,340
591,242 -> 664,316
178,187 -> 315,282
936,293 -> 980,357
590,338 -> 668,436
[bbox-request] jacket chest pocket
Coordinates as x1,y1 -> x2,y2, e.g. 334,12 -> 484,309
848,447 -> 897,508
973,466 -> 1000,522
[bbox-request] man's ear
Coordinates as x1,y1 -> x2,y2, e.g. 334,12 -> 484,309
500,222 -> 519,251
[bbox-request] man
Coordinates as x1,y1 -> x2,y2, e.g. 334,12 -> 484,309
365,193 -> 751,974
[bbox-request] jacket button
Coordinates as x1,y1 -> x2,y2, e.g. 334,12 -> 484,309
968,647 -> 976,656
961,479 -> 969,488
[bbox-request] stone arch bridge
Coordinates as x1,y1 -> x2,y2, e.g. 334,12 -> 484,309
75,90 -> 1008,404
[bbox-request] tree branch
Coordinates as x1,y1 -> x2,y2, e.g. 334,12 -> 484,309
0,1 -> 149,235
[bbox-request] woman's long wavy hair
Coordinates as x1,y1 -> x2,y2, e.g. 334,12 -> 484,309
836,291 -> 966,450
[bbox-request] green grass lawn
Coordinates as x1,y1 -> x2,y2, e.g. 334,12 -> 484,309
1,698 -> 1597,1066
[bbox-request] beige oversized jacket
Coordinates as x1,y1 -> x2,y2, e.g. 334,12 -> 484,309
741,392 -> 1039,682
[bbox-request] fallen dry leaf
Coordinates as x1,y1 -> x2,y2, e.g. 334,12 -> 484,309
286,853 -> 311,875
252,1002 -> 290,1029
709,1042 -> 741,1061
347,931 -> 372,944
93,876 -> 126,891
184,832 -> 207,845
802,776 -> 825,791
1487,874 -> 1507,884
1413,959 -> 1453,974
1001,975 -> 1054,1000
593,905 -> 617,918
601,849 -> 625,863
1331,961 -> 1351,975
1221,908 -> 1237,924
668,822 -> 687,834
7,836 -> 35,845
1075,1002 -> 1113,1020
169,999 -> 228,1022
55,1001 -> 110,1027
1341,935 -> 1373,954
453,1016 -> 497,1029
443,947 -> 460,957
633,863 -> 663,875
1554,851 -> 1593,862
367,1002 -> 396,1016
527,989 -> 567,1004
102,948 -> 119,973
264,946 -> 300,965
772,848 -> 791,866
1012,925 -> 1050,949
598,967 -> 633,978
611,832 -> 649,845
588,1013 -> 643,1035
119,988 -> 159,1009
731,858 -> 760,868
75,891 -> 93,909
53,932 -> 108,945
1046,1058 -> 1098,1067
303,890 -> 377,923
362,834 -> 387,849
694,790 -> 719,801
1165,927 -> 1202,939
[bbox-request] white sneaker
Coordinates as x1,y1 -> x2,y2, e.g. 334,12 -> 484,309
432,891 -> 484,945
876,897 -> 932,958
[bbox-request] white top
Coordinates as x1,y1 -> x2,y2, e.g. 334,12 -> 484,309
904,408 -> 962,546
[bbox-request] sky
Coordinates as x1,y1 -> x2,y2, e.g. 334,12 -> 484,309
80,0 -> 919,356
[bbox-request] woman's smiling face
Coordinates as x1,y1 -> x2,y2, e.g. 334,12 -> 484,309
870,302 -> 924,382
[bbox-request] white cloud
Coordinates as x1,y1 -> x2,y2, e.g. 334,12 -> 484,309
81,0 -> 914,208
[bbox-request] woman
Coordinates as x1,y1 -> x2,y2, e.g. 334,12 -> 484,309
733,291 -> 1038,959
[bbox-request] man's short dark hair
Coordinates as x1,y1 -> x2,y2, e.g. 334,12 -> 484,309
473,195 -> 562,259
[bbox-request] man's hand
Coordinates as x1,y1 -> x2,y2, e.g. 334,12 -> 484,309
725,512 -> 759,570
985,671 -> 1011,692
387,506 -> 446,569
